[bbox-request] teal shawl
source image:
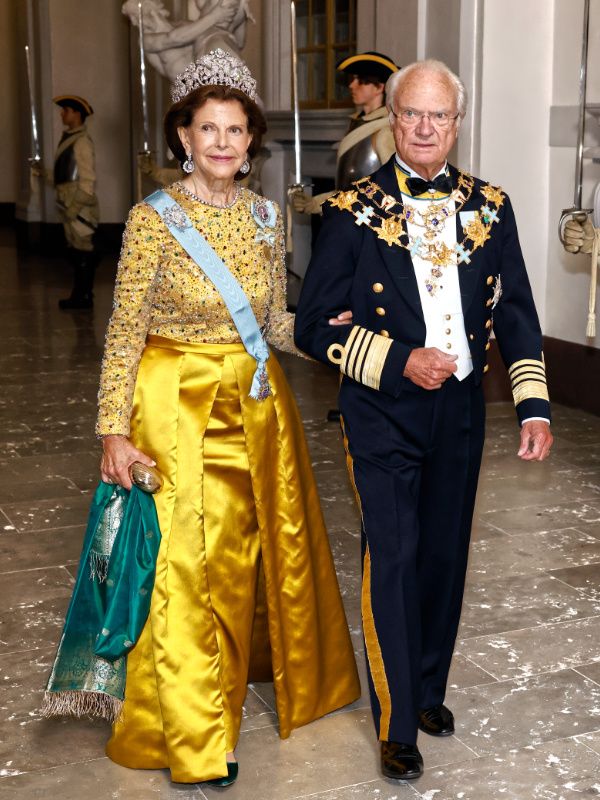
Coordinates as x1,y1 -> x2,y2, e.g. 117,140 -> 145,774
42,482 -> 161,722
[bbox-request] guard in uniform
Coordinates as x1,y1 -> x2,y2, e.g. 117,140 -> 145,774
295,60 -> 552,781
292,51 -> 398,214
53,95 -> 99,309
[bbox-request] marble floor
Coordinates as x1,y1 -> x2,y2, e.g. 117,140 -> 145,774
1,229 -> 600,800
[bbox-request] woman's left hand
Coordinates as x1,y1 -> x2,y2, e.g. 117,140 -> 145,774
329,310 -> 353,326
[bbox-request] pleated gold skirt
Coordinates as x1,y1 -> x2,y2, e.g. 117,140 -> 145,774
105,336 -> 360,783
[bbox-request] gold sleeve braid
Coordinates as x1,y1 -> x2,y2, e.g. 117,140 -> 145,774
327,325 -> 393,390
508,356 -> 549,406
96,204 -> 160,436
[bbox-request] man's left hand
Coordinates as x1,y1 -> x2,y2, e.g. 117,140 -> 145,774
517,420 -> 553,461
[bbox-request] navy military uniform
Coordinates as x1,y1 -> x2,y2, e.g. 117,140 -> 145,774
294,156 -> 550,745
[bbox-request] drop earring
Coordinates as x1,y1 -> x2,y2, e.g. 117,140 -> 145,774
182,153 -> 194,174
239,158 -> 250,175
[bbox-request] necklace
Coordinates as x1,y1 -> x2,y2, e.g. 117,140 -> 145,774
177,180 -> 241,209
327,172 -> 505,297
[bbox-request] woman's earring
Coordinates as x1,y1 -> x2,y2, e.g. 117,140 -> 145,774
239,158 -> 250,175
182,153 -> 194,174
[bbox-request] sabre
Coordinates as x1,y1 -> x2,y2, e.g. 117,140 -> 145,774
138,1 -> 151,154
558,0 -> 593,243
24,45 -> 41,166
290,0 -> 302,188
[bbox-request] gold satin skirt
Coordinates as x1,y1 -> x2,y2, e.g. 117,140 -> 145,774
105,336 -> 360,783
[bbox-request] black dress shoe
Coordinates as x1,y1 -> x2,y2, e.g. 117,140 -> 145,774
380,741 -> 423,780
418,703 -> 455,736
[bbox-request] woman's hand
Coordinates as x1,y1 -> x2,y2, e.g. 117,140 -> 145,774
100,435 -> 156,490
329,310 -> 353,326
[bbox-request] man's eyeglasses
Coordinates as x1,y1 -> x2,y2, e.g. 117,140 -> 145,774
391,107 -> 460,129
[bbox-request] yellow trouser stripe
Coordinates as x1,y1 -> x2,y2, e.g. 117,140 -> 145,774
340,415 -> 391,740
362,547 -> 392,740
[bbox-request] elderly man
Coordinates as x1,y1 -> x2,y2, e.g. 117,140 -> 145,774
294,60 -> 552,781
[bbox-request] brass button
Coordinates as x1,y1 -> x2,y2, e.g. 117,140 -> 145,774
372,282 -> 384,293
485,319 -> 492,329
485,342 -> 491,350
469,333 -> 474,341
445,314 -> 451,321
380,329 -> 390,338
486,275 -> 494,285
486,298 -> 493,307
375,307 -> 386,316
446,342 -> 452,349
483,364 -> 489,373
445,328 -> 451,335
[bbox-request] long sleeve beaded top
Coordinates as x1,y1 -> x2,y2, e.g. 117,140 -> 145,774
96,183 -> 296,437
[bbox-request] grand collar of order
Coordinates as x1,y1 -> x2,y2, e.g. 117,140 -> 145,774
327,170 -> 506,274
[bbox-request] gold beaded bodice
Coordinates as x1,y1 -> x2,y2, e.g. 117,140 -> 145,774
96,184 -> 295,436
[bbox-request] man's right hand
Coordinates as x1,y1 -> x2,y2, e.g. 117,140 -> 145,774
563,213 -> 595,254
291,190 -> 313,214
403,347 -> 458,390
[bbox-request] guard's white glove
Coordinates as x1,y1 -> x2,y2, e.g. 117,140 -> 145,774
290,189 -> 327,215
563,213 -> 595,254
291,190 -> 313,214
137,152 -> 157,176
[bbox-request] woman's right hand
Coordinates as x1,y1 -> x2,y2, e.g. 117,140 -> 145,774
100,435 -> 156,490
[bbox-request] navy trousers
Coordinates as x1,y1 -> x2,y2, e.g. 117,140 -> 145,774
339,372 -> 486,745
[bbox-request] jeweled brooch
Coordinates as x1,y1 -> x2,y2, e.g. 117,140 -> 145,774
251,199 -> 277,245
162,204 -> 192,231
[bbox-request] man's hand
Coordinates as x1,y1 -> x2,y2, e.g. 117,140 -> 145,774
63,205 -> 81,221
403,347 -> 458,390
137,152 -> 156,176
518,420 -> 553,461
563,214 -> 595,254
291,189 -> 313,214
329,310 -> 353,326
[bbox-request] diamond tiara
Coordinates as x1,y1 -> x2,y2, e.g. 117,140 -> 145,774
170,48 -> 258,104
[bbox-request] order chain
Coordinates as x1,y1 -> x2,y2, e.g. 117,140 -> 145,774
327,172 -> 506,297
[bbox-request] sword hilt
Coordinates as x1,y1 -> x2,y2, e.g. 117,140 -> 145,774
558,207 -> 593,245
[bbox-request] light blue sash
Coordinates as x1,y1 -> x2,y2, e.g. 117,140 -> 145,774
145,190 -> 271,401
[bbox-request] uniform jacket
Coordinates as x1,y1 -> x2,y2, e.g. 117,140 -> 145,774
294,156 -> 550,424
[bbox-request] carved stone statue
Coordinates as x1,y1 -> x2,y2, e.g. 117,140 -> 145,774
122,0 -> 254,82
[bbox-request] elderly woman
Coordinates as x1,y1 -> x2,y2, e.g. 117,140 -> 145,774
96,49 -> 359,787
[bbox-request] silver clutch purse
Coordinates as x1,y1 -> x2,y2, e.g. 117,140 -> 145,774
129,462 -> 163,494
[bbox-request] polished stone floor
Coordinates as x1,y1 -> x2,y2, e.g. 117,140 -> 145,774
1,230 -> 600,800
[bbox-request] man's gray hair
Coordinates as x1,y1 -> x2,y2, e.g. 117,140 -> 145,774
386,59 -> 468,118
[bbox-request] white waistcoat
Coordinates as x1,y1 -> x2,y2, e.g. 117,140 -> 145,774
403,192 -> 473,381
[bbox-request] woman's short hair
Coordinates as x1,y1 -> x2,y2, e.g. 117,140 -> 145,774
164,84 -> 267,179
385,59 -> 468,119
